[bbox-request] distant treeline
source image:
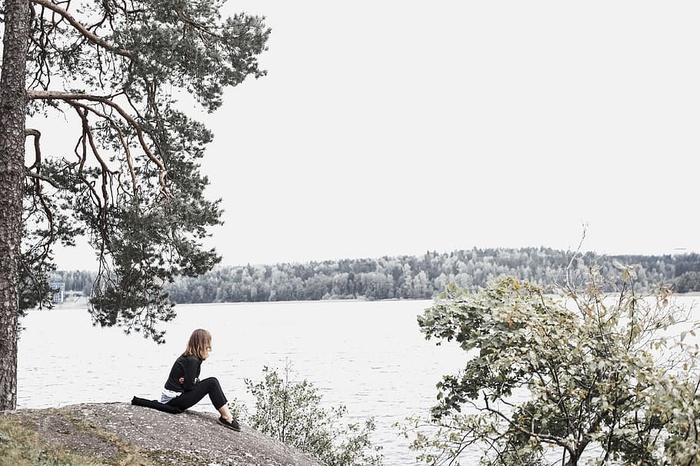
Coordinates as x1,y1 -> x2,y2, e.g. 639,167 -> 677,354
54,247 -> 700,304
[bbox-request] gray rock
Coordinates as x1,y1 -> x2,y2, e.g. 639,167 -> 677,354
1,402 -> 324,466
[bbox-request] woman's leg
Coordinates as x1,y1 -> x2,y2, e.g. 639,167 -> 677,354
217,403 -> 234,422
167,377 -> 229,416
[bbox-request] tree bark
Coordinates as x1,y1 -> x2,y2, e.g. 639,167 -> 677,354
0,0 -> 30,410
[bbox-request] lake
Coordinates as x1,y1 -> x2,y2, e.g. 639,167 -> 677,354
16,295 -> 699,465
17,298 -> 466,465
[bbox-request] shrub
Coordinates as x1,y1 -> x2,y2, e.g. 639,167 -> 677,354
230,362 -> 383,466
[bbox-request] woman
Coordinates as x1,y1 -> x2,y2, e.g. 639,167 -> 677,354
161,328 -> 241,431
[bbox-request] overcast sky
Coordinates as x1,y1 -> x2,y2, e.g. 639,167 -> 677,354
55,1 -> 700,269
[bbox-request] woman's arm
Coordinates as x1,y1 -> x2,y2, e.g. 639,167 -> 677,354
179,357 -> 201,391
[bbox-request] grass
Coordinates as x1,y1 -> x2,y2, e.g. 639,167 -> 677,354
0,414 -> 161,466
0,416 -> 104,466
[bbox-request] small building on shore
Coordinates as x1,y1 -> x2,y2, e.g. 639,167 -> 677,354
49,282 -> 65,304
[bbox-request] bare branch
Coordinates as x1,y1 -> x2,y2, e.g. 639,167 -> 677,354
28,89 -> 169,195
24,171 -> 61,189
25,128 -> 42,170
67,100 -> 138,194
29,0 -> 133,58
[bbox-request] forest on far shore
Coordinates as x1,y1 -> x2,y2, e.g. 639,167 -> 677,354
52,247 -> 700,304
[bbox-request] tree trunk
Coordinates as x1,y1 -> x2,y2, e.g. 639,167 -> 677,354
0,0 -> 30,411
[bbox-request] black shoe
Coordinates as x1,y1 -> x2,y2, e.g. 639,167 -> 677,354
218,416 -> 241,432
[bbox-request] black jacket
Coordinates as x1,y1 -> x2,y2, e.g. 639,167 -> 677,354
164,355 -> 202,392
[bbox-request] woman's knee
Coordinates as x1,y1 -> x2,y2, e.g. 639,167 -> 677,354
200,377 -> 221,387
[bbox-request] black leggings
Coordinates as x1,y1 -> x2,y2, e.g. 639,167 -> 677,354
166,377 -> 228,411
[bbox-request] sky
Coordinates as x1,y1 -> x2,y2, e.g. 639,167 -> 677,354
54,1 -> 700,269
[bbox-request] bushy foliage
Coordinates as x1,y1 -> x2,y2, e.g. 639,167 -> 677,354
230,363 -> 383,466
399,267 -> 700,465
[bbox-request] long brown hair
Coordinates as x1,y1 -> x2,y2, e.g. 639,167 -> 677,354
183,329 -> 212,360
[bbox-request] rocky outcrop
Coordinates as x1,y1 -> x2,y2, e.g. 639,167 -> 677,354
0,402 -> 324,466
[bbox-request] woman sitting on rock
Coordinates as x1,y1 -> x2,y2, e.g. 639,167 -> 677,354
160,328 -> 241,431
